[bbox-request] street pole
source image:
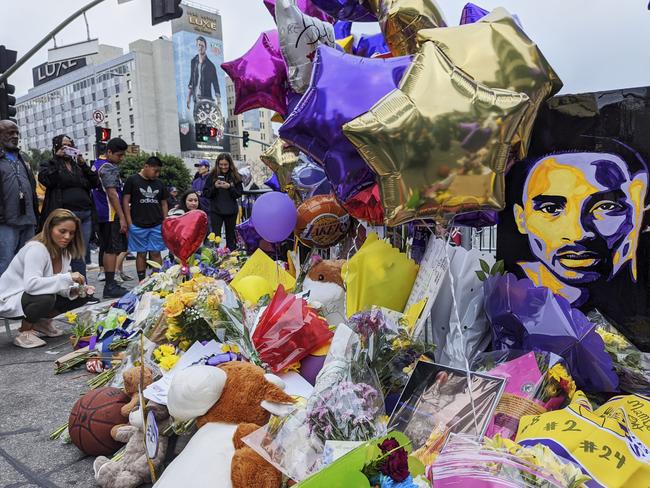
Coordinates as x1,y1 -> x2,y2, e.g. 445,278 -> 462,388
0,0 -> 107,85
223,132 -> 271,148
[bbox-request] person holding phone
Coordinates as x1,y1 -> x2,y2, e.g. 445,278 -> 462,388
203,153 -> 243,251
38,134 -> 99,283
0,209 -> 94,348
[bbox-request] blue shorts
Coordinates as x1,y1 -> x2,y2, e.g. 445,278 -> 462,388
128,224 -> 166,253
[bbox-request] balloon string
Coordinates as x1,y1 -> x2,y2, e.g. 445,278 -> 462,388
420,219 -> 481,438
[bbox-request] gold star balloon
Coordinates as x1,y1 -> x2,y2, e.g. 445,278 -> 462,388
343,42 -> 530,226
417,7 -> 562,158
260,138 -> 301,192
365,0 -> 446,56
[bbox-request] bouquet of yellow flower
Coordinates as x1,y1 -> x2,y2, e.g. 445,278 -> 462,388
65,310 -> 96,349
163,276 -> 221,346
152,344 -> 180,371
590,310 -> 650,395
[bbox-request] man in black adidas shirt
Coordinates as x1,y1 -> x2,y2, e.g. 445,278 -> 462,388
122,156 -> 168,281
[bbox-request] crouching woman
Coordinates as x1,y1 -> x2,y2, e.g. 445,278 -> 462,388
0,209 -> 92,349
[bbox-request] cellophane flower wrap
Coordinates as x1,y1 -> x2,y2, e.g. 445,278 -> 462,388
483,273 -> 618,393
252,285 -> 333,373
589,309 -> 650,396
348,308 -> 431,398
243,324 -> 387,482
426,434 -> 590,488
472,350 -> 576,440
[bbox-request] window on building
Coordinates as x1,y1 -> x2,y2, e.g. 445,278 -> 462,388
131,132 -> 135,142
115,83 -> 120,94
103,88 -> 108,98
116,101 -> 121,111
128,97 -> 133,109
117,118 -> 122,129
129,114 -> 134,126
127,79 -> 132,91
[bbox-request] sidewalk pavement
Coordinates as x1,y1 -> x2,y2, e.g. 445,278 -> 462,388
0,262 -> 142,488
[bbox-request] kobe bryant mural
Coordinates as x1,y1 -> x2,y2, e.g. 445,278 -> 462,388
498,86 -> 650,350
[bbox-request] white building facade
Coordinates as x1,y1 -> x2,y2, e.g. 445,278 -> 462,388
16,40 -> 180,158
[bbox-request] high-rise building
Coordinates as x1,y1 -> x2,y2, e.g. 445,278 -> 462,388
16,40 -> 180,158
225,77 -> 275,185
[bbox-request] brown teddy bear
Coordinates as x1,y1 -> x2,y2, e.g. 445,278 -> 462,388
154,362 -> 295,488
93,402 -> 170,488
303,257 -> 346,326
120,366 -> 154,417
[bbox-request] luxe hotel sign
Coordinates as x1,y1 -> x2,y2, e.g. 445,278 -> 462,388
32,57 -> 87,87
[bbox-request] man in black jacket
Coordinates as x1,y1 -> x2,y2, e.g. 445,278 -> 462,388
0,120 -> 39,276
186,36 -> 220,110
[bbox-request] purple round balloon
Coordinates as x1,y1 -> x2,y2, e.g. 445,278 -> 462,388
311,0 -> 376,21
264,173 -> 281,191
279,46 -> 412,202
333,20 -> 352,39
251,192 -> 297,243
221,30 -> 288,115
264,0 -> 333,22
459,2 -> 489,24
353,32 -> 389,57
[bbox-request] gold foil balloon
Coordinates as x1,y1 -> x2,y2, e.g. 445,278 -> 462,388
276,0 -> 336,93
260,138 -> 301,191
365,0 -> 446,56
343,42 -> 530,226
417,7 -> 562,158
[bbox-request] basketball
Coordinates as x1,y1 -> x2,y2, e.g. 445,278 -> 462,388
68,387 -> 130,456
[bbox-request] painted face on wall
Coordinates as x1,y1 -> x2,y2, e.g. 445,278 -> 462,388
514,152 -> 647,286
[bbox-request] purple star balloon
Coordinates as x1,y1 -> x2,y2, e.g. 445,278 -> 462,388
353,32 -> 390,57
264,173 -> 281,191
264,0 -> 333,23
311,0 -> 376,21
459,2 -> 489,24
279,45 -> 412,202
221,30 -> 288,116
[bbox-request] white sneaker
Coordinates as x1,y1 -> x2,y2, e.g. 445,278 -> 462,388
13,330 -> 47,349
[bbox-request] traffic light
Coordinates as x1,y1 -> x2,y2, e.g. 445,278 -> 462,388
0,46 -> 17,122
242,130 -> 250,148
95,126 -> 111,143
195,123 -> 210,142
95,126 -> 111,158
151,0 -> 183,26
0,81 -> 16,122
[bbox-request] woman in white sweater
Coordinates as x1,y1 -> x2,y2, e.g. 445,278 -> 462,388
0,208 -> 92,348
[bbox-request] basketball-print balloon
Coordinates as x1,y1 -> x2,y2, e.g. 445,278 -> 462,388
295,194 -> 351,248
68,387 -> 130,456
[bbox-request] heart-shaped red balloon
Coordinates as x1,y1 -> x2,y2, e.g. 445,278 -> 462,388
162,210 -> 209,264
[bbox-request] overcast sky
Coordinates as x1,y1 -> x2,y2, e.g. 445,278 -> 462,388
4,0 -> 650,97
